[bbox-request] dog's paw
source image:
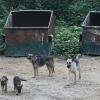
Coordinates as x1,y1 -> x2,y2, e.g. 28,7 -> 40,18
49,75 -> 53,77
66,84 -> 70,86
79,77 -> 81,79
48,75 -> 50,76
74,81 -> 76,84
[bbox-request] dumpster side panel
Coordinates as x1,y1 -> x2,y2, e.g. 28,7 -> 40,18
5,29 -> 48,45
82,28 -> 100,55
5,29 -> 50,56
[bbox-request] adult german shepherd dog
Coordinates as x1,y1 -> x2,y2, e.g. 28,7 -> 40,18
27,54 -> 55,78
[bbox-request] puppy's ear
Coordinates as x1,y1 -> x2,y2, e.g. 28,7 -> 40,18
5,78 -> 8,81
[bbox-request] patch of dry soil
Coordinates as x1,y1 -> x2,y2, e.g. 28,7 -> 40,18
0,56 -> 100,100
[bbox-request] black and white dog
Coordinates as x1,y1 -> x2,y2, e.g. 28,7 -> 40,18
66,55 -> 81,85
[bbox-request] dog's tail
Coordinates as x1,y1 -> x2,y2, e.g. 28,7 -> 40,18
76,54 -> 80,60
20,78 -> 27,81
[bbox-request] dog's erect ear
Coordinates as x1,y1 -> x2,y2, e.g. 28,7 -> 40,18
21,84 -> 23,88
31,54 -> 34,57
28,54 -> 34,57
72,58 -> 75,62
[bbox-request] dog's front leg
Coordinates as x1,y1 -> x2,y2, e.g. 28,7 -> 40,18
51,68 -> 53,77
5,84 -> 7,93
78,64 -> 81,79
34,67 -> 36,78
15,88 -> 18,95
67,72 -> 70,86
47,65 -> 51,77
74,72 -> 76,83
51,66 -> 54,77
49,67 -> 52,77
1,85 -> 4,94
14,86 -> 15,91
49,69 -> 51,77
46,64 -> 51,77
77,67 -> 81,79
79,70 -> 81,79
36,67 -> 39,79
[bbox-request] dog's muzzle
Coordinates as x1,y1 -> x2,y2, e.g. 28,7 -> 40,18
67,65 -> 71,68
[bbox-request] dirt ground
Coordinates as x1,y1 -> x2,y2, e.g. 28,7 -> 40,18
0,56 -> 100,100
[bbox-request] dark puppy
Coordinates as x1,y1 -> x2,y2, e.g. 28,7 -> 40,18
0,76 -> 8,94
13,76 -> 23,95
27,54 -> 55,78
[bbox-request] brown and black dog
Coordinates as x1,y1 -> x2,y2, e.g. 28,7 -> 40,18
13,76 -> 27,95
13,76 -> 23,95
0,76 -> 8,94
27,54 -> 55,78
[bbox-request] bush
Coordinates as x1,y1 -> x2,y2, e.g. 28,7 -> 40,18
0,1 -> 8,54
53,25 -> 82,57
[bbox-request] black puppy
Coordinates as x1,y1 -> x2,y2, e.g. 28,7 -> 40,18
0,76 -> 8,94
13,76 -> 23,95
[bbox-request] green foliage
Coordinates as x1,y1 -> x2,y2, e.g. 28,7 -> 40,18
67,1 -> 92,26
0,1 -> 8,53
36,0 -> 69,19
67,0 -> 100,26
55,19 -> 67,26
3,0 -> 36,10
1,0 -> 100,56
53,25 -> 82,57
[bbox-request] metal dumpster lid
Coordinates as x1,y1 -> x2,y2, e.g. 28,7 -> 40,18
11,10 -> 53,13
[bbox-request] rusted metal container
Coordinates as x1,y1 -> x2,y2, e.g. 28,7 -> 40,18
4,10 -> 55,56
82,11 -> 100,55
